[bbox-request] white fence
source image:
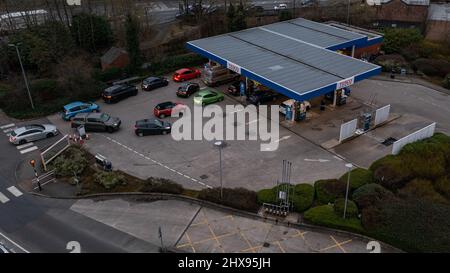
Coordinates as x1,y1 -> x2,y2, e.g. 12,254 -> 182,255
374,104 -> 390,126
339,118 -> 358,142
392,123 -> 436,154
40,134 -> 70,171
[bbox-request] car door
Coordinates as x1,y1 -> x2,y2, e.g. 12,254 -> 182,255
86,117 -> 101,131
183,70 -> 193,80
147,123 -> 158,135
27,129 -> 43,141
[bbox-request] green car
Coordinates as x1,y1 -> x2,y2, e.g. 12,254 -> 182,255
193,88 -> 224,106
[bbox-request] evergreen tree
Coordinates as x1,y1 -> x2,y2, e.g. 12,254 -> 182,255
234,1 -> 247,31
71,13 -> 113,53
226,3 -> 236,32
125,13 -> 142,74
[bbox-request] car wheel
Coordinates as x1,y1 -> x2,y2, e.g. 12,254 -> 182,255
18,139 -> 26,145
107,127 -> 114,133
160,114 -> 165,118
93,109 -> 99,113
138,131 -> 143,137
46,132 -> 54,138
162,130 -> 168,135
179,112 -> 183,117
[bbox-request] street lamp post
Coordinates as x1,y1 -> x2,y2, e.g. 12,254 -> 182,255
346,0 -> 351,25
214,141 -> 224,200
8,43 -> 35,110
343,163 -> 353,219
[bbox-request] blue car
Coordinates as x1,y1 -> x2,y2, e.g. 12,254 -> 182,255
62,101 -> 100,121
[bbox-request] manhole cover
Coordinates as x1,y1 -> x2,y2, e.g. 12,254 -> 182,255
382,137 -> 397,146
263,242 -> 270,248
200,174 -> 208,180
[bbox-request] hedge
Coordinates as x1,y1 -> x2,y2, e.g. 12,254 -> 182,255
399,178 -> 448,204
338,168 -> 373,191
256,188 -> 277,204
303,205 -> 365,234
333,198 -> 358,218
257,183 -> 314,212
141,177 -> 184,194
314,179 -> 346,205
94,171 -> 126,189
444,73 -> 450,90
93,67 -> 123,83
434,176 -> 450,200
198,187 -> 259,212
51,146 -> 88,177
352,183 -> 393,209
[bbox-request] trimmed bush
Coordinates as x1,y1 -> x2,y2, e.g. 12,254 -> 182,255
30,78 -> 60,102
93,67 -> 123,82
333,198 -> 358,218
434,176 -> 450,200
338,168 -> 373,190
94,171 -> 126,189
399,178 -> 448,204
198,187 -> 259,212
443,73 -> 450,90
256,188 -> 277,204
51,146 -> 88,177
381,28 -> 423,54
314,179 -> 346,205
370,155 -> 413,190
304,205 -> 364,233
141,177 -> 183,194
412,58 -> 450,77
293,184 -> 314,212
352,183 -> 393,209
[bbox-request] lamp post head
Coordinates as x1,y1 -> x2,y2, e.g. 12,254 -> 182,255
345,163 -> 353,169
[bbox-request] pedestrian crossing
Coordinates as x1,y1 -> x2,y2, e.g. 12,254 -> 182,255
0,186 -> 23,204
1,123 -> 39,155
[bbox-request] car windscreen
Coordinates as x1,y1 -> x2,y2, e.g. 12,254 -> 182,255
154,119 -> 163,127
10,131 -> 17,137
100,113 -> 110,122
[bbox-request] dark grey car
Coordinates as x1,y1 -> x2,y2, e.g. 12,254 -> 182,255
71,113 -> 121,133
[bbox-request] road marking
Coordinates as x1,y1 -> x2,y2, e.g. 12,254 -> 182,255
19,146 -> 38,154
0,123 -> 15,129
16,142 -> 34,150
0,231 -> 30,253
0,192 -> 10,203
7,186 -> 23,197
333,155 -> 343,161
304,158 -> 330,163
275,135 -> 291,143
3,128 -> 15,133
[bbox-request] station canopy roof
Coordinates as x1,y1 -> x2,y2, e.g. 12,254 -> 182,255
187,18 -> 381,101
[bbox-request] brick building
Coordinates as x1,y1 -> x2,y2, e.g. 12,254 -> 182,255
100,47 -> 130,71
367,0 -> 430,28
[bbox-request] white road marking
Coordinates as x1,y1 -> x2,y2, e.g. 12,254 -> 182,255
19,146 -> 38,154
0,123 -> 15,129
304,158 -> 330,163
0,192 -> 10,203
275,135 -> 291,143
3,128 -> 15,133
0,231 -> 30,253
7,186 -> 23,197
16,142 -> 34,150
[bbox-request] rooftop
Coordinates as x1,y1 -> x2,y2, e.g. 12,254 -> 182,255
429,3 -> 450,21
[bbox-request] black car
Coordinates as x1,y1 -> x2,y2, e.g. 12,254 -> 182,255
247,91 -> 278,105
141,76 -> 169,91
176,82 -> 200,97
227,81 -> 242,96
135,118 -> 171,136
71,112 -> 121,133
102,84 -> 138,103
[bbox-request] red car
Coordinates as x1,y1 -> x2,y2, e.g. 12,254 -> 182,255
172,68 -> 201,82
153,101 -> 186,118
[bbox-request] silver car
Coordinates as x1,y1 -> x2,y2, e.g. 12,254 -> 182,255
9,124 -> 58,145
0,243 -> 10,253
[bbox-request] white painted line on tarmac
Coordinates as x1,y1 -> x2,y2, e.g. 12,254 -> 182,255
7,186 -> 23,197
275,135 -> 291,143
0,192 -> 10,203
3,128 -> 15,133
19,146 -> 38,154
16,142 -> 34,150
0,231 -> 30,253
0,123 -> 15,130
304,158 -> 330,163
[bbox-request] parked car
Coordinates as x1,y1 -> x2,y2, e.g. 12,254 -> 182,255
247,90 -> 278,105
141,76 -> 169,91
274,3 -> 288,10
172,68 -> 201,82
176,82 -> 200,97
153,101 -> 186,118
279,99 -> 311,115
135,118 -> 172,136
71,113 -> 121,133
193,89 -> 224,106
227,81 -> 243,96
102,84 -> 138,103
9,124 -> 58,145
0,243 -> 10,253
61,101 -> 100,121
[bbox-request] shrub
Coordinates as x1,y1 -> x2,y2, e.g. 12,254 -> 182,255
30,78 -> 60,102
51,146 -> 88,177
94,171 -> 126,189
412,58 -> 450,77
374,54 -> 407,73
434,176 -> 450,200
352,183 -> 393,209
198,187 -> 259,212
381,28 -> 423,54
293,184 -> 314,212
370,155 -> 413,190
93,67 -> 123,82
314,179 -> 346,205
399,178 -> 448,204
303,205 -> 364,233
333,198 -> 359,218
338,168 -> 373,190
443,73 -> 450,90
256,188 -> 277,204
141,177 -> 183,194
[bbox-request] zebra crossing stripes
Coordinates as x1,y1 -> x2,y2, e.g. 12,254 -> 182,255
0,187 -> 24,205
0,192 -> 10,204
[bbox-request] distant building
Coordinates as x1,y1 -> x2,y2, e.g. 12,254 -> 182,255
426,3 -> 450,42
100,47 -> 130,71
0,9 -> 48,31
367,0 -> 430,28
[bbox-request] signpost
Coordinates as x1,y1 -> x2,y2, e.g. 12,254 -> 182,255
30,159 -> 41,191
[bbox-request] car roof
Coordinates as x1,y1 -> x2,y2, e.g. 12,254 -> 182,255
156,101 -> 174,106
198,89 -> 217,95
175,68 -> 191,73
137,118 -> 160,124
14,124 -> 44,134
105,84 -> 127,92
64,101 -> 85,110
144,76 -> 160,81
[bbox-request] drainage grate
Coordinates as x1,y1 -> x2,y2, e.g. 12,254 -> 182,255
382,137 -> 397,146
200,174 -> 208,180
